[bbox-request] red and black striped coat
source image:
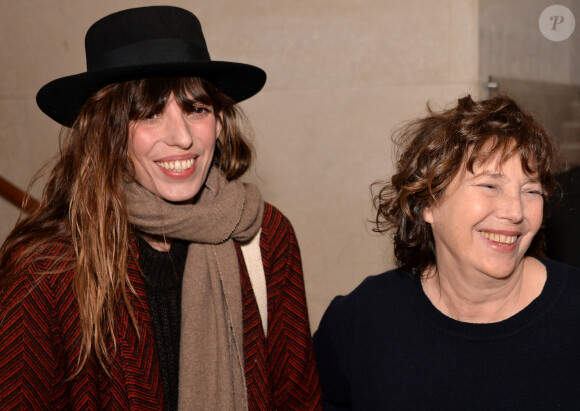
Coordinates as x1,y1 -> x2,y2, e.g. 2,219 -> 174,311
0,203 -> 322,410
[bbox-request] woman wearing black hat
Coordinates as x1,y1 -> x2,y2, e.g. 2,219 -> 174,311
0,6 -> 321,410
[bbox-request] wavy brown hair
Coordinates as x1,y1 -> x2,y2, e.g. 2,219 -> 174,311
0,77 -> 253,374
373,94 -> 559,278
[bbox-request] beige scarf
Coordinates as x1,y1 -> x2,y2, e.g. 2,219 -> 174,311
125,166 -> 264,410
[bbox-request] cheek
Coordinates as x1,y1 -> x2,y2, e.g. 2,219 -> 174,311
127,133 -> 139,168
201,123 -> 219,154
128,133 -> 147,158
527,201 -> 544,231
128,128 -> 143,160
429,200 -> 461,227
127,141 -> 144,176
127,133 -> 152,184
128,123 -> 159,156
127,140 -> 137,162
128,132 -> 160,174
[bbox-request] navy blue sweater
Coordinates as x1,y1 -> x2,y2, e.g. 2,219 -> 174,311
314,259 -> 580,410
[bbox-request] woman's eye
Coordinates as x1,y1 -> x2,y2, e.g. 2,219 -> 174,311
522,182 -> 543,196
142,113 -> 160,122
192,105 -> 210,114
479,184 -> 497,190
525,189 -> 543,196
185,105 -> 212,119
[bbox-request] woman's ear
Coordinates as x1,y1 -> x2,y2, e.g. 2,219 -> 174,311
423,206 -> 434,224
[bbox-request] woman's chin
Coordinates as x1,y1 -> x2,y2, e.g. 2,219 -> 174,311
151,181 -> 204,204
159,193 -> 197,204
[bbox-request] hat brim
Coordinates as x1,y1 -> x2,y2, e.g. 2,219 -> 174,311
36,61 -> 266,126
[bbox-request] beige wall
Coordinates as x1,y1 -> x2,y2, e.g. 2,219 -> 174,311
0,0 -> 479,329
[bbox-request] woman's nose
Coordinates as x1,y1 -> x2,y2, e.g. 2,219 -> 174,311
498,190 -> 525,223
163,99 -> 193,149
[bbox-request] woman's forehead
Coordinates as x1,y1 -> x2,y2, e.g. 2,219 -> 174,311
466,138 -> 536,168
466,153 -> 540,180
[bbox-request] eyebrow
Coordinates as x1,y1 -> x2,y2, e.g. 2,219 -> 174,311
472,171 -> 503,180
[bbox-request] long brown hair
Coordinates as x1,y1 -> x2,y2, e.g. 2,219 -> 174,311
372,94 -> 559,277
0,77 -> 253,374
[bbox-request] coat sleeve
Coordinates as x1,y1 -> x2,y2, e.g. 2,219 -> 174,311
261,204 -> 322,410
0,247 -> 70,409
0,241 -> 164,410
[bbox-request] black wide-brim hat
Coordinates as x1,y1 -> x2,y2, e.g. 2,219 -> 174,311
36,6 -> 267,126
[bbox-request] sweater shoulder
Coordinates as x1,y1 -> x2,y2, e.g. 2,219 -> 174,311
544,258 -> 580,297
260,202 -> 299,256
6,238 -> 76,287
545,257 -> 580,278
262,202 -> 295,235
320,269 -> 412,328
336,269 -> 410,306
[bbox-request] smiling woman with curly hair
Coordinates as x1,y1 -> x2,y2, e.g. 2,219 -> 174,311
314,94 -> 580,410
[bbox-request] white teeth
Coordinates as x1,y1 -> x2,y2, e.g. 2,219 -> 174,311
156,158 -> 195,172
479,231 -> 518,245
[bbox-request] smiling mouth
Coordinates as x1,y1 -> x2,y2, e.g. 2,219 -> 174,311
156,158 -> 195,172
479,230 -> 518,245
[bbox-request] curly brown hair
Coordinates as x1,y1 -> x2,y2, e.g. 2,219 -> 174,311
0,76 -> 254,375
373,94 -> 559,277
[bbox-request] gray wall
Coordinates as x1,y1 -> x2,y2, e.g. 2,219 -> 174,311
480,0 -> 580,85
480,0 -> 580,167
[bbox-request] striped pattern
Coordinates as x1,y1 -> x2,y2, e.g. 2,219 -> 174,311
238,204 -> 322,410
0,241 -> 165,410
0,204 -> 321,410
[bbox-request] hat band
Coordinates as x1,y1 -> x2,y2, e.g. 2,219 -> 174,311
88,39 -> 211,71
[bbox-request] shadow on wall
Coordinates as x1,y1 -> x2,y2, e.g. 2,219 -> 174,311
544,166 -> 580,269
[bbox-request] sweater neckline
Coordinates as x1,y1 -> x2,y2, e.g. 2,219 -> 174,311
405,259 -> 567,340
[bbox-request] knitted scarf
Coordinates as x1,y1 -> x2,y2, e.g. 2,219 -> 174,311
125,166 -> 264,410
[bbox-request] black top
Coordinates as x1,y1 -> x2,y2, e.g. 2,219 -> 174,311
137,235 -> 188,411
314,258 -> 580,410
